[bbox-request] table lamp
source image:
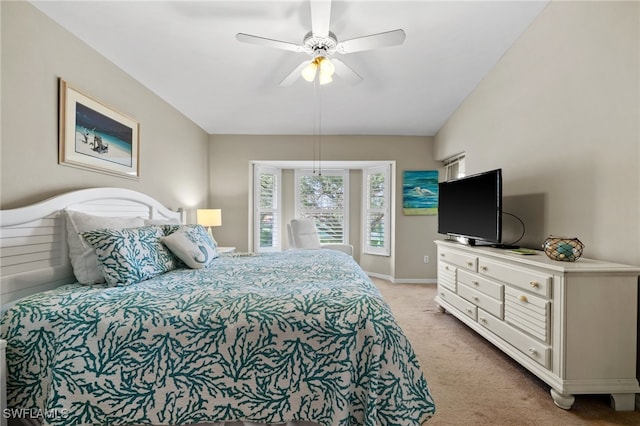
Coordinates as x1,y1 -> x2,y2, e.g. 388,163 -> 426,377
196,209 -> 222,243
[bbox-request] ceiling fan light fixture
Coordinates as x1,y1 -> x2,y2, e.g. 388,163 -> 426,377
302,56 -> 334,84
319,57 -> 335,77
319,72 -> 333,85
301,60 -> 318,82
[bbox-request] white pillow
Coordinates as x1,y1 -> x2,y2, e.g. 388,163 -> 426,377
143,218 -> 181,226
161,225 -> 219,269
65,209 -> 145,284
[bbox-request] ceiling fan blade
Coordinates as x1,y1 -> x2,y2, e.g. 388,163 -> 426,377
336,29 -> 406,54
310,0 -> 331,38
331,58 -> 362,85
236,33 -> 305,53
280,61 -> 311,86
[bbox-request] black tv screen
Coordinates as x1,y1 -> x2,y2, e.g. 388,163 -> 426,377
438,169 -> 502,244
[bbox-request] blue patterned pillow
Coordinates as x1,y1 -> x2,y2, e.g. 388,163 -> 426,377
161,224 -> 219,269
80,226 -> 177,286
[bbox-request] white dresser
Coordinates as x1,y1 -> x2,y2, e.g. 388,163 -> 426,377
434,240 -> 640,411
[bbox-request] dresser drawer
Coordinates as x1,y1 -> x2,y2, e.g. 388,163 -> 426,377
504,287 -> 549,342
478,308 -> 551,369
458,283 -> 503,319
457,269 -> 503,300
478,258 -> 551,297
438,261 -> 457,292
438,287 -> 477,321
439,249 -> 477,271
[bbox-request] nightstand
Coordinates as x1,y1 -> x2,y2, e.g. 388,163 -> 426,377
217,246 -> 236,254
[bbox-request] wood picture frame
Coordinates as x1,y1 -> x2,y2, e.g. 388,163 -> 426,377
58,78 -> 140,179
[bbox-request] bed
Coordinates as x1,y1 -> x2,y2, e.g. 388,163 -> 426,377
0,188 -> 435,426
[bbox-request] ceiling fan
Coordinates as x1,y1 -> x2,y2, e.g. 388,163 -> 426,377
236,0 -> 406,86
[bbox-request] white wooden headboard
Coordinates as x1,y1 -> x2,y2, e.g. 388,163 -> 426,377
0,188 -> 185,308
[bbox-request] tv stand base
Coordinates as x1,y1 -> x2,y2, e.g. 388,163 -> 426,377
490,243 -> 520,249
446,237 -> 519,250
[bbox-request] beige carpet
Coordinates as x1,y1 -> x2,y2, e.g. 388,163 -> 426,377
373,278 -> 640,426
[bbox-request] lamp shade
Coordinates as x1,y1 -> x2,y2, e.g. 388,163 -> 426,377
196,209 -> 222,227
319,57 -> 335,76
318,72 -> 333,85
301,60 -> 318,82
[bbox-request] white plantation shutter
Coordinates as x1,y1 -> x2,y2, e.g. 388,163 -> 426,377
444,153 -> 466,181
363,165 -> 391,255
254,165 -> 281,252
295,169 -> 349,244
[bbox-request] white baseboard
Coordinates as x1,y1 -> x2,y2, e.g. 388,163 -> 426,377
393,278 -> 437,284
366,271 -> 436,284
365,272 -> 393,282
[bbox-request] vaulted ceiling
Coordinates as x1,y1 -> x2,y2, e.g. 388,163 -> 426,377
31,0 -> 550,136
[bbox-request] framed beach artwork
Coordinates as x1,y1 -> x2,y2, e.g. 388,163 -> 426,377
402,170 -> 438,215
58,79 -> 140,179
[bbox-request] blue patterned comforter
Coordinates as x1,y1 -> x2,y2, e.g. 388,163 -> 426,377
2,250 -> 435,425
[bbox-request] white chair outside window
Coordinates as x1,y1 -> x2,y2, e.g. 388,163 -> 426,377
287,218 -> 353,257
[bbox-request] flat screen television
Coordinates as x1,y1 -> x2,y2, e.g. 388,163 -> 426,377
438,168 -> 502,246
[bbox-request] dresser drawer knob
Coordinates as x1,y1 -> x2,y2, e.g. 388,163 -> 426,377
445,266 -> 450,271
472,281 -> 480,286
528,348 -> 538,356
480,266 -> 488,272
466,309 -> 473,314
530,281 -> 540,288
472,296 -> 479,302
440,253 -> 445,257
479,317 -> 487,324
467,261 -> 473,267
518,295 -> 529,303
440,292 -> 446,298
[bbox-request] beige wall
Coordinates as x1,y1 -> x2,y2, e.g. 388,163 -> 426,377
1,1 -> 209,220
435,0 -> 640,266
209,135 -> 440,281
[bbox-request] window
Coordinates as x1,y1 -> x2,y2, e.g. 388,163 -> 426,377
254,165 -> 281,252
443,153 -> 466,181
363,164 -> 391,255
295,169 -> 348,244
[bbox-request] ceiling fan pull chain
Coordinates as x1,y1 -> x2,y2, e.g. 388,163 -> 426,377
318,81 -> 323,176
313,78 -> 318,175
